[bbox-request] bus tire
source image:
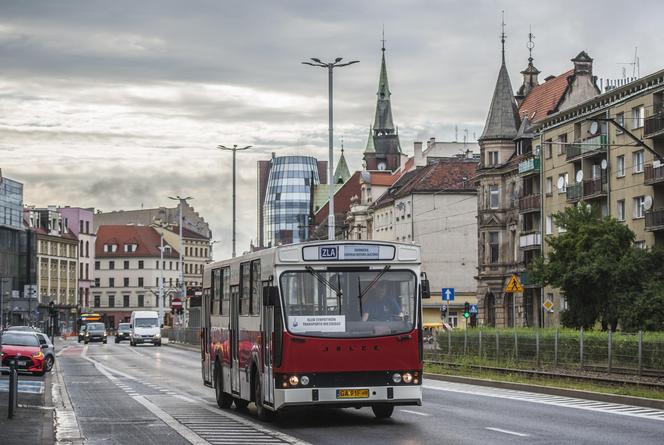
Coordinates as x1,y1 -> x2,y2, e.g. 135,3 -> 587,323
214,363 -> 233,409
372,404 -> 394,419
234,398 -> 249,411
254,372 -> 275,421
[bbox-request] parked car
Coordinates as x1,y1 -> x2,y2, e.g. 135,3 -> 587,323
115,323 -> 131,343
84,322 -> 107,344
0,331 -> 47,376
4,325 -> 42,333
35,333 -> 55,371
78,324 -> 87,343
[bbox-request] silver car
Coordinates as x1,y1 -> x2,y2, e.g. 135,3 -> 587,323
35,332 -> 55,372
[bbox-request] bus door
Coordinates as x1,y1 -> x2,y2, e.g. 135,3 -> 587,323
201,288 -> 212,385
261,281 -> 275,405
230,284 -> 240,395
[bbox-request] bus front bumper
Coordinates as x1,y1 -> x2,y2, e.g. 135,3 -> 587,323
273,385 -> 422,410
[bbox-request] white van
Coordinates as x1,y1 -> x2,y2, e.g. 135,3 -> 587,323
130,311 -> 161,347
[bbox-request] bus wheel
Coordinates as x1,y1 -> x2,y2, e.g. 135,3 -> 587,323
372,404 -> 394,419
254,374 -> 275,421
234,398 -> 249,411
214,364 -> 232,409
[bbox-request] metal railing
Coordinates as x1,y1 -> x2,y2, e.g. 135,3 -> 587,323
565,135 -> 608,160
644,163 -> 664,185
518,156 -> 540,175
161,327 -> 201,348
518,193 -> 541,212
645,112 -> 664,138
429,328 -> 664,377
566,183 -> 583,201
583,177 -> 608,198
645,209 -> 664,231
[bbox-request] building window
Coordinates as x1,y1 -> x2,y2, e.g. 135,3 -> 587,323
104,244 -> 117,253
109,261 -> 115,270
633,150 -> 644,173
138,260 -> 144,269
85,221 -> 90,234
108,295 -> 115,308
544,139 -> 552,159
616,155 -> 625,177
94,295 -> 100,307
123,295 -> 130,307
557,134 -> 567,155
546,215 -> 553,235
558,173 -> 568,193
138,295 -> 144,307
617,200 -> 626,221
488,232 -> 499,263
137,277 -> 143,287
79,220 -> 84,233
632,105 -> 645,129
633,196 -> 645,219
634,240 -> 646,249
94,278 -> 100,287
85,263 -> 89,280
95,261 -> 100,270
156,277 -> 159,287
124,260 -> 129,270
545,177 -> 552,195
109,278 -> 114,288
124,277 -> 129,287
487,151 -> 499,166
124,244 -> 137,253
489,186 -> 500,209
616,112 -> 624,133
169,261 -> 173,270
156,261 -> 159,269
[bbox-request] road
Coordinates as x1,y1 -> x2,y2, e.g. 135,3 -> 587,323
54,337 -> 664,445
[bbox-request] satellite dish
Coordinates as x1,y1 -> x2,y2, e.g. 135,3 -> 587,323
644,195 -> 653,211
589,121 -> 599,135
586,204 -> 592,211
557,176 -> 565,190
601,159 -> 608,170
576,170 -> 584,183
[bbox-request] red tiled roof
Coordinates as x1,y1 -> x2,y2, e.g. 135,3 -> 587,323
369,171 -> 401,186
518,69 -> 573,123
96,225 -> 180,258
395,159 -> 477,198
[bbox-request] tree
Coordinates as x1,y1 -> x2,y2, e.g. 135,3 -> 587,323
529,205 -> 663,330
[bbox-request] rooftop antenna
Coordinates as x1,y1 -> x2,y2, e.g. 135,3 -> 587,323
464,129 -> 469,147
617,46 -> 640,78
455,125 -> 458,142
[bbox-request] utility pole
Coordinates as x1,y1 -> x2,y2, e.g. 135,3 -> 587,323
302,57 -> 359,240
168,196 -> 192,326
158,232 -> 165,327
0,277 -> 6,330
217,145 -> 252,257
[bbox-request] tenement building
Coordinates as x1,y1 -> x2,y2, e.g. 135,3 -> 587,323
59,207 -> 95,310
93,225 -> 180,328
475,28 -> 600,328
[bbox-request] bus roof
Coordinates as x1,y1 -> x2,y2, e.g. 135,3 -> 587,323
206,240 -> 421,272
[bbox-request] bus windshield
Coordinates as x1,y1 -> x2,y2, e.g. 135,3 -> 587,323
279,269 -> 416,338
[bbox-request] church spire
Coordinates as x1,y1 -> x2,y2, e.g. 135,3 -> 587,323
364,125 -> 375,153
333,142 -> 351,184
372,35 -> 395,136
479,14 -> 520,142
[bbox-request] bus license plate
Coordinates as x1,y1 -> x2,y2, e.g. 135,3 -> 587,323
336,389 -> 369,399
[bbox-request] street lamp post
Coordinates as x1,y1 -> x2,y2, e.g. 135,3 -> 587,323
302,57 -> 359,240
0,277 -> 7,330
168,195 -> 192,326
217,145 -> 252,257
158,232 -> 165,327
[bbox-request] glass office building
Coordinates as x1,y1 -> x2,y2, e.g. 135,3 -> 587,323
263,156 -> 320,246
0,177 -> 23,230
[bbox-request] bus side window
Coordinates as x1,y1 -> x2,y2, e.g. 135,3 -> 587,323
240,262 -> 250,314
251,260 -> 261,316
222,267 -> 230,314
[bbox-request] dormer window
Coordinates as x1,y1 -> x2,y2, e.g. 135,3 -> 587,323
124,244 -> 138,253
104,244 -> 118,253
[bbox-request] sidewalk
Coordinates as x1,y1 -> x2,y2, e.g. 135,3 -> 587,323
0,370 -> 55,445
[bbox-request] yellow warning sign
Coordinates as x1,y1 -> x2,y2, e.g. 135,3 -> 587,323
504,275 -> 524,293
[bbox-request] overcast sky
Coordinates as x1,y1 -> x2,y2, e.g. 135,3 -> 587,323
2,0 -> 663,259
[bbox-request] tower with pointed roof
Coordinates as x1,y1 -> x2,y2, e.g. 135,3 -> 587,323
515,27 -> 540,105
333,147 -> 351,185
364,39 -> 402,172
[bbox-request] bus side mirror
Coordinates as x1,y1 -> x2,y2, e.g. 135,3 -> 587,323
421,279 -> 431,299
129,324 -> 133,329
263,286 -> 279,307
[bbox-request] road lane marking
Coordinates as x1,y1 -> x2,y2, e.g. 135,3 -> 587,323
423,380 -> 664,422
133,395 -> 209,445
485,427 -> 530,437
400,409 -> 431,416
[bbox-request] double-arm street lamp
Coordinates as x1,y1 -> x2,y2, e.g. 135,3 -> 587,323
302,57 -> 359,240
217,145 -> 252,257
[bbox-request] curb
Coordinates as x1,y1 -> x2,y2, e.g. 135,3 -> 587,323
164,340 -> 199,352
424,372 -> 664,410
52,361 -> 86,444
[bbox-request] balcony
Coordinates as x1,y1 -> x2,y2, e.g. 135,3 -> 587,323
519,231 -> 542,250
566,134 -> 608,161
644,163 -> 664,185
645,112 -> 664,139
645,209 -> 664,231
566,183 -> 583,202
518,156 -> 540,175
519,193 -> 541,213
582,177 -> 608,199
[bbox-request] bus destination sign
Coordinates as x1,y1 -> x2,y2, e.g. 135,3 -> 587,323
303,244 -> 394,261
289,315 -> 346,333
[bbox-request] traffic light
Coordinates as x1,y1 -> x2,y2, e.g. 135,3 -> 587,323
463,302 -> 470,319
440,304 -> 447,320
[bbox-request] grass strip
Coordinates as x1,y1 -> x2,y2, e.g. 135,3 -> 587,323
425,362 -> 664,401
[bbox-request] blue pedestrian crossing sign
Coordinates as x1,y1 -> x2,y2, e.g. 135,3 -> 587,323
441,288 -> 455,301
469,304 -> 478,315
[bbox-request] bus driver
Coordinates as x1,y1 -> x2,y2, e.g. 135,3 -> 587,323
361,282 -> 404,321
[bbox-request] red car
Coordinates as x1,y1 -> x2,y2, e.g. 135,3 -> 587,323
0,331 -> 47,376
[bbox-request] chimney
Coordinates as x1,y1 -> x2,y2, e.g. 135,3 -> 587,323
572,51 -> 593,76
414,141 -> 425,167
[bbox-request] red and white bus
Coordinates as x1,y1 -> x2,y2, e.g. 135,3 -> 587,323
201,241 -> 430,419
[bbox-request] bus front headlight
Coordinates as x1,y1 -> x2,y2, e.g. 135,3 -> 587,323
402,372 -> 413,384
392,373 -> 402,383
288,375 -> 299,386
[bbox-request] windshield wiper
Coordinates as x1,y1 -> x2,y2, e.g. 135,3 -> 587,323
357,265 -> 392,313
305,266 -> 343,313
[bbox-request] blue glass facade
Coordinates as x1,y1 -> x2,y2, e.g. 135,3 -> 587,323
263,156 -> 320,246
0,177 -> 23,230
